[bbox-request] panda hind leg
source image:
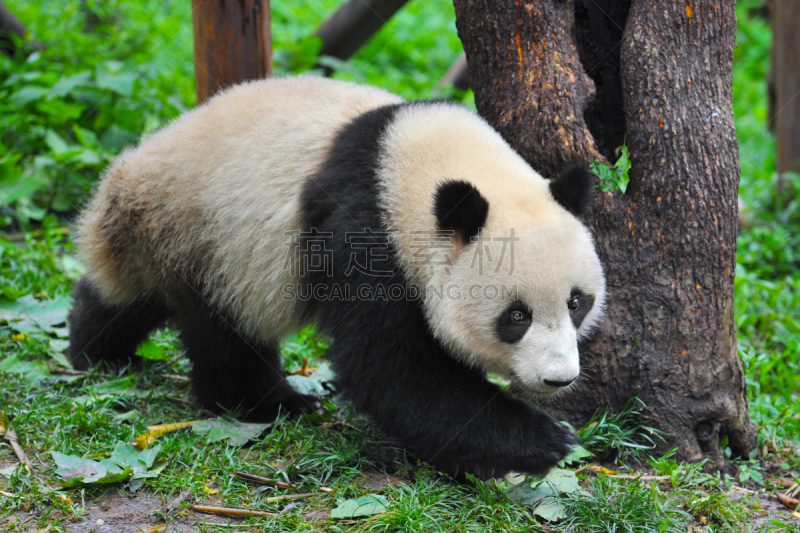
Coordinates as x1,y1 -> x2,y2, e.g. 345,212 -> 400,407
176,301 -> 320,423
68,276 -> 169,372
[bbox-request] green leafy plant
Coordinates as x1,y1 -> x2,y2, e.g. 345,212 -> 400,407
591,142 -> 631,194
682,491 -> 748,532
649,449 -> 709,488
578,397 -> 668,463
560,476 -> 691,533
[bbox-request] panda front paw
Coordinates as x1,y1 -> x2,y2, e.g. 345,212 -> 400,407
281,393 -> 322,415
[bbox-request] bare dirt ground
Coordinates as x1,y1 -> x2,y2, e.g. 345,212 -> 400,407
2,491 -> 240,532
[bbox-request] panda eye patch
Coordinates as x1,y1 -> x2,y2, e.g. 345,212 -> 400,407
496,301 -> 532,344
568,289 -> 595,329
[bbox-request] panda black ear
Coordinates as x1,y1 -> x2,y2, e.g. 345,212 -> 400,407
550,164 -> 594,216
433,180 -> 489,245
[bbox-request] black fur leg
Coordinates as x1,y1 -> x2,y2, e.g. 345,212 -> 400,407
68,276 -> 168,371
319,300 -> 573,479
175,299 -> 320,423
331,319 -> 573,479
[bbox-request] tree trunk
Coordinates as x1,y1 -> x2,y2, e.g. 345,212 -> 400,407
453,0 -> 756,467
0,2 -> 25,58
191,0 -> 272,105
315,0 -> 408,62
773,0 -> 800,182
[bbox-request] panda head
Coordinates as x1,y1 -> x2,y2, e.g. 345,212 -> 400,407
377,103 -> 606,398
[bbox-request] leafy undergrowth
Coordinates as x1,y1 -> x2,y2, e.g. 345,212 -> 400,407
0,237 -> 797,531
1,0 -> 799,531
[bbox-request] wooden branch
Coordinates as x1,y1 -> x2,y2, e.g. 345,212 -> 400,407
777,492 -> 799,511
232,471 -> 295,490
163,490 -> 192,515
5,227 -> 70,243
315,0 -> 408,62
192,504 -> 275,518
607,474 -> 670,482
0,2 -> 25,58
152,351 -> 185,373
49,368 -> 87,376
773,0 -> 800,181
191,0 -> 272,105
436,53 -> 470,92
264,492 -> 317,504
160,374 -> 190,382
3,427 -> 29,466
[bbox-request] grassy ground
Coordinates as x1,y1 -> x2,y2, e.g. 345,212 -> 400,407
1,0 -> 798,531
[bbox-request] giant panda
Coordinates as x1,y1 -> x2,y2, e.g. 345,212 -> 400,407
68,76 -> 606,479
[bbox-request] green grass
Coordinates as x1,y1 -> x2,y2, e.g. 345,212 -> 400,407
0,0 -> 799,531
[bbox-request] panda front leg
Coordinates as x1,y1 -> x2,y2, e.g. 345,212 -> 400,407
327,308 -> 574,479
173,297 -> 321,422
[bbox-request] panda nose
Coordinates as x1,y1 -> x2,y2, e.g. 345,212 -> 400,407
544,378 -> 576,388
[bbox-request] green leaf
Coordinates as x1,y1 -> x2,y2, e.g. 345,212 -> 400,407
287,360 -> 334,397
192,418 -> 270,446
73,376 -> 139,405
52,451 -> 132,487
47,338 -> 71,368
504,478 -> 556,506
330,495 -> 389,519
614,144 -> 631,194
0,355 -> 50,384
44,129 -> 72,156
73,125 -> 99,148
100,124 -> 139,152
135,338 -> 166,360
590,141 -> 631,195
48,71 -> 92,99
541,468 -> 580,494
51,442 -> 162,487
114,410 -> 141,423
286,374 -> 327,397
9,86 -> 48,107
533,499 -> 567,522
96,62 -> 135,97
107,442 -> 162,479
70,148 -> 101,166
558,444 -> 593,467
88,376 -> 138,396
0,464 -> 19,477
0,295 -> 72,333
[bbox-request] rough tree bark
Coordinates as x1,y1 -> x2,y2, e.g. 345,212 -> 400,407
773,0 -> 800,180
0,2 -> 25,58
453,0 -> 756,467
191,0 -> 272,105
315,0 -> 408,62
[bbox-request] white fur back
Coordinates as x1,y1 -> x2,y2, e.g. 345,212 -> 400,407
78,76 -> 401,343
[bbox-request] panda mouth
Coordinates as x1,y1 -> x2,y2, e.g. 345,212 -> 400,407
508,379 -> 571,403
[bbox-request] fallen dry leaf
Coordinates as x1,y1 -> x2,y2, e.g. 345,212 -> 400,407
232,470 -> 295,489
192,504 -> 275,518
771,478 -> 796,489
776,492 -> 798,510
358,472 -> 409,491
590,465 -> 618,476
291,357 -> 318,376
135,420 -> 203,449
303,509 -> 330,521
